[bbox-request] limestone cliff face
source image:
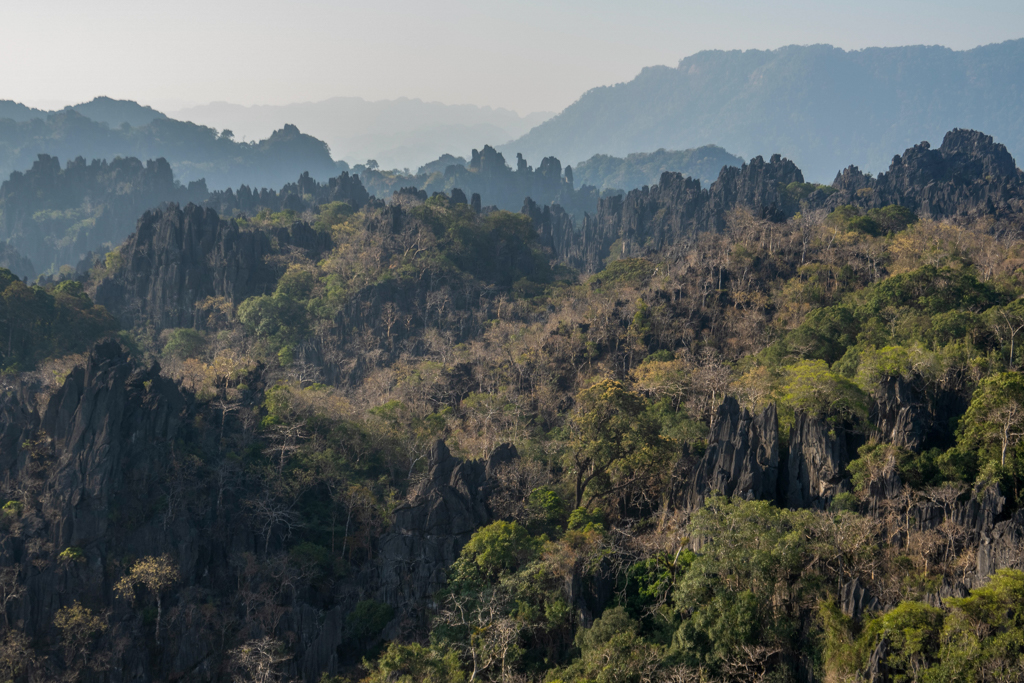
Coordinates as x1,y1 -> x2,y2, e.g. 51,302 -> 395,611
94,204 -> 329,331
685,398 -> 779,510
0,342 -> 378,681
39,340 -> 185,553
870,376 -> 966,453
685,397 -> 850,511
531,154 -> 802,272
377,440 -> 517,638
685,395 -> 1024,603
783,413 -> 850,510
827,129 -> 1024,218
524,128 -> 1021,274
1,340 -> 193,676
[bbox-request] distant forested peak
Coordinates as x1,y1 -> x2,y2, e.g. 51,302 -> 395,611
506,39 -> 1024,182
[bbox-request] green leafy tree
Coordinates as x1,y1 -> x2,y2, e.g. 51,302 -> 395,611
785,304 -> 860,364
567,378 -> 674,508
361,642 -> 466,683
557,606 -> 663,683
448,521 -> 541,588
937,569 -> 1024,680
671,497 -> 816,672
161,328 -> 206,360
238,265 -> 315,364
781,359 -> 868,424
866,601 -> 945,682
957,372 -> 1024,471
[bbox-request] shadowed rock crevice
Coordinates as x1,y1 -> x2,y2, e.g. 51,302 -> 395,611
686,397 -> 852,511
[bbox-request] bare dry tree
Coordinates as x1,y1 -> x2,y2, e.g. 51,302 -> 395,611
228,636 -> 289,683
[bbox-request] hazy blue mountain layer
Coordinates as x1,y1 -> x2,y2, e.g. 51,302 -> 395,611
504,40 -> 1024,182
170,97 -> 552,172
0,98 -> 343,190
571,146 -> 744,191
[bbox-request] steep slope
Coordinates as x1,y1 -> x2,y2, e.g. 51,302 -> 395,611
3,127 -> 1024,681
505,40 -> 1024,182
94,203 -> 332,330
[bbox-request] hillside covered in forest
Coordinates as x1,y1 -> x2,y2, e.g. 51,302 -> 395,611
506,40 -> 1024,182
0,97 -> 344,190
0,141 -> 744,279
0,128 -> 1024,682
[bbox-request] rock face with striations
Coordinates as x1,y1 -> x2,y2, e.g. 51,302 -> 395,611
522,129 -> 1022,275
0,340 -> 192,676
870,377 -> 929,451
783,412 -> 851,510
94,203 -> 329,330
685,397 -> 780,510
377,440 -> 518,637
978,510 -> 1024,577
826,129 -> 1024,218
870,375 -> 966,454
39,339 -> 186,552
535,154 -> 803,272
0,339 -> 401,681
686,397 -> 853,511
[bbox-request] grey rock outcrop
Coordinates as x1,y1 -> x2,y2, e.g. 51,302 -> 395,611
538,154 -> 802,272
826,129 -> 1024,219
39,339 -> 185,552
0,340 -> 381,681
685,398 -> 779,510
686,397 -> 852,511
870,376 -> 967,454
783,413 -> 850,509
977,509 -> 1024,577
865,638 -> 891,683
841,578 -> 879,619
0,379 -> 41,472
866,468 -> 903,518
521,129 -> 1022,275
377,440 -> 518,637
870,377 -> 929,451
0,339 -> 189,673
94,204 -> 328,331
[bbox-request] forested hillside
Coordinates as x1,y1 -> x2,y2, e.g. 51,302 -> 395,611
0,129 -> 1023,682
506,40 -> 1024,182
571,146 -> 744,192
0,98 -> 344,190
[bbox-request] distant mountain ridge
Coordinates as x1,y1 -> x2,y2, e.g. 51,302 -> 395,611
572,146 -> 744,192
0,96 -> 167,128
0,98 -> 343,190
170,97 -> 552,171
505,39 -> 1024,182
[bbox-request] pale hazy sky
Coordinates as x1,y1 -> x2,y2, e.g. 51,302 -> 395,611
2,0 -> 1022,116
